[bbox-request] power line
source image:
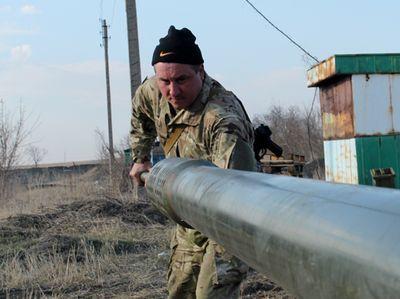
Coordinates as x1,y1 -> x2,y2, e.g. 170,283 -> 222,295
243,0 -> 319,63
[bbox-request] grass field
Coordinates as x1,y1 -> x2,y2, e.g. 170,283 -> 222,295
0,171 -> 294,298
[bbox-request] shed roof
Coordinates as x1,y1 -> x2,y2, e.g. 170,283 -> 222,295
307,54 -> 400,87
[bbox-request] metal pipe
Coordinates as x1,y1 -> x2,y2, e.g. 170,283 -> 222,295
145,158 -> 400,299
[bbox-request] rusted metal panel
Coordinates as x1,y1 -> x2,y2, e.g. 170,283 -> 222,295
319,76 -> 354,140
352,74 -> 400,135
307,56 -> 336,87
317,73 -> 400,139
324,139 -> 358,184
307,54 -> 400,87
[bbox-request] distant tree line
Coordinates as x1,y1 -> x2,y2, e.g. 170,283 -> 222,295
0,101 -> 47,199
95,129 -> 132,193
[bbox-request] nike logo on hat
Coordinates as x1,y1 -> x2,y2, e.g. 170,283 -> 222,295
160,51 -> 175,57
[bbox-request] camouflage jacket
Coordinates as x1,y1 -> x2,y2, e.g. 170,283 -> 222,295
131,73 -> 256,251
130,74 -> 256,171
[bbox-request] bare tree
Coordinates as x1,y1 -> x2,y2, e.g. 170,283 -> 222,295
94,129 -> 132,193
27,145 -> 47,167
0,101 -> 33,198
95,128 -> 113,163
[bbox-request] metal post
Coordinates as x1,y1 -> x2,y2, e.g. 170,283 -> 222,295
101,19 -> 115,188
0,98 -> 4,125
145,158 -> 400,299
125,0 -> 142,99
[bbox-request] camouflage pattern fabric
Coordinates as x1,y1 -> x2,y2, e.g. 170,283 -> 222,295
130,74 -> 256,298
167,228 -> 249,299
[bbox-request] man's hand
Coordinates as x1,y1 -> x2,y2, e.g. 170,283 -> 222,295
129,161 -> 152,186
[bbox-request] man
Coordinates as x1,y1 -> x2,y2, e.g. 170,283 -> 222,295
130,26 -> 256,299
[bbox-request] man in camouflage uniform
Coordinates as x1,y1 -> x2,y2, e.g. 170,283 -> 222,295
130,26 -> 256,298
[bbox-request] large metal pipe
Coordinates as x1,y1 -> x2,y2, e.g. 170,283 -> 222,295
144,158 -> 400,299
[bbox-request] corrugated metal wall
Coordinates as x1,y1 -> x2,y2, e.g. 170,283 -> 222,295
352,74 -> 400,136
356,135 -> 400,188
319,76 -> 354,140
324,139 -> 359,184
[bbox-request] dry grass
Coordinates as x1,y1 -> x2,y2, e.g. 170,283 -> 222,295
2,244 -> 115,289
0,170 -> 170,297
0,169 -> 294,298
0,173 -> 101,219
0,205 -> 170,297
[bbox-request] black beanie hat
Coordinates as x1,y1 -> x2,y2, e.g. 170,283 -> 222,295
152,26 -> 204,66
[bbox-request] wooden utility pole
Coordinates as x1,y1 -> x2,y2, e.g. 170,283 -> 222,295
125,0 -> 142,98
101,19 -> 115,187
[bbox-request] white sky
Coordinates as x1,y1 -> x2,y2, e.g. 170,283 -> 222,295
1,0 -> 399,163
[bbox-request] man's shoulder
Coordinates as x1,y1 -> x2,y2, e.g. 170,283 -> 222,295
136,76 -> 159,99
132,76 -> 161,117
204,78 -> 248,121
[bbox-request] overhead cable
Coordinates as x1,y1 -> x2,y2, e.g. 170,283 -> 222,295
243,0 -> 319,63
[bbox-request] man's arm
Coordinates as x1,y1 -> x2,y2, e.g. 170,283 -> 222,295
129,161 -> 152,186
129,81 -> 157,185
210,116 -> 256,171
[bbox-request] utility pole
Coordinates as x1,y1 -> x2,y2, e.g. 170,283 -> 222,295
0,98 -> 4,124
125,0 -> 141,98
101,19 -> 115,188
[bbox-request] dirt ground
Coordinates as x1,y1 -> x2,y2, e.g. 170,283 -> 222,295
0,190 -> 294,298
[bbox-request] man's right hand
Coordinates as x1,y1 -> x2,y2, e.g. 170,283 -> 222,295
129,161 -> 152,186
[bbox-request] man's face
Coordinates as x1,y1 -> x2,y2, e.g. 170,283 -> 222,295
155,62 -> 204,110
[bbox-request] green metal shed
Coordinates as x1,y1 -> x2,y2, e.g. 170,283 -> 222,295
307,54 -> 400,188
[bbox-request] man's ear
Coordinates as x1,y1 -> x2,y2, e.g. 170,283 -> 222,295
199,64 -> 205,80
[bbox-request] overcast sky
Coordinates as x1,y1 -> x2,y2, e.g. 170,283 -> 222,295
1,1 -> 399,163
